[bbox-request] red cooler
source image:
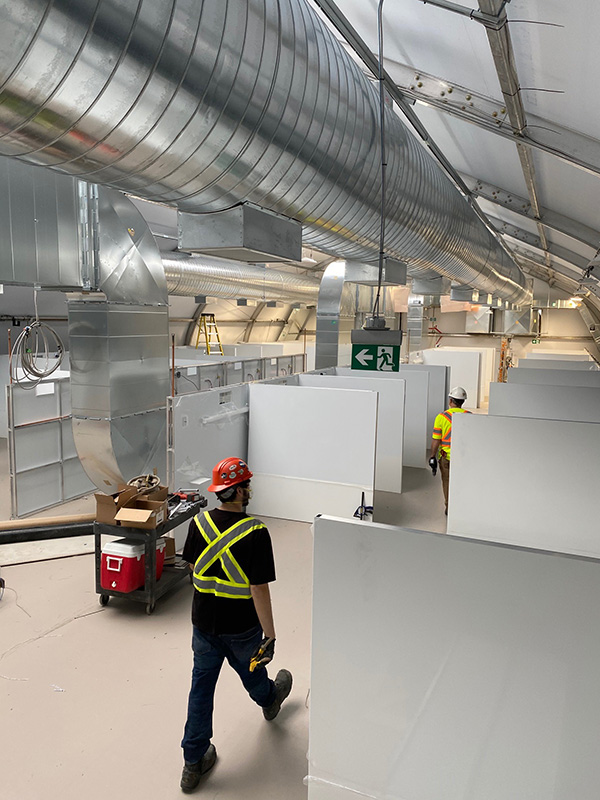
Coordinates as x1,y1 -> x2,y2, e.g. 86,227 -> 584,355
101,538 -> 166,592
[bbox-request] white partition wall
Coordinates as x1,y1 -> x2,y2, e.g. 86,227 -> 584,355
336,367 -> 429,467
418,348 -> 481,407
248,384 -> 377,522
400,363 -> 448,434
310,515 -> 600,800
447,414 -> 600,557
440,345 -> 496,402
508,366 -> 600,388
489,382 -> 600,422
334,365 -> 448,437
298,374 -> 404,492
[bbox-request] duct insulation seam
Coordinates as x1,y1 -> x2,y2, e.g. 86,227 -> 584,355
0,0 -> 530,304
163,254 -> 320,302
68,187 -> 170,491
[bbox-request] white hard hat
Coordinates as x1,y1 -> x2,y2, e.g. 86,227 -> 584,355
449,386 -> 467,401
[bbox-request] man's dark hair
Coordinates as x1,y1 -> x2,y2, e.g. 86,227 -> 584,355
451,397 -> 465,408
216,479 -> 250,504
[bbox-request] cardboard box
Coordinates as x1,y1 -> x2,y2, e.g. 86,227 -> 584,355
114,498 -> 168,530
96,485 -> 169,530
95,485 -> 139,525
163,536 -> 177,566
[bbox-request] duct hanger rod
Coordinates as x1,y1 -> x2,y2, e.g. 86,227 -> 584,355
311,0 -> 519,266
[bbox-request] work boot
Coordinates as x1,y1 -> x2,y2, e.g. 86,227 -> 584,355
180,744 -> 217,793
263,669 -> 293,721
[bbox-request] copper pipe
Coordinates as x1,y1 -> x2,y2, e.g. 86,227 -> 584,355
0,513 -> 95,531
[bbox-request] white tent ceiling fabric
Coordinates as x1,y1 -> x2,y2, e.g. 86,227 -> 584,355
325,0 -> 600,306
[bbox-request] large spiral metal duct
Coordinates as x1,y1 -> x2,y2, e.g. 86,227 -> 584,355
0,0 -> 530,304
163,254 -> 320,302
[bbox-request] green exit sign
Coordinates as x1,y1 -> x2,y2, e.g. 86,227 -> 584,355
351,344 -> 400,372
531,338 -> 540,344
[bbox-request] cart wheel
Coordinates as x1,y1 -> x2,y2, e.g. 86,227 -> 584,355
99,594 -> 110,607
145,602 -> 156,615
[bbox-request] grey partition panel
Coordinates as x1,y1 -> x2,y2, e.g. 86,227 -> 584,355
519,359 -> 597,371
310,516 -> 600,800
174,365 -> 201,395
224,361 -> 246,385
173,354 -> 306,394
489,382 -> 600,422
242,359 -> 262,382
276,355 -> 293,376
264,358 -> 279,379
198,363 -> 225,389
8,379 -> 95,517
508,367 -> 600,388
168,384 -> 250,491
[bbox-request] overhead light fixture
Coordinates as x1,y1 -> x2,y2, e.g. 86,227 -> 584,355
302,256 -> 317,264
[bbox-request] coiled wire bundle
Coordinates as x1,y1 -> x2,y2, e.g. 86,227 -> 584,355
10,291 -> 64,389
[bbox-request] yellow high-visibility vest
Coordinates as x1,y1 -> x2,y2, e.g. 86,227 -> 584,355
192,511 -> 265,600
432,407 -> 471,459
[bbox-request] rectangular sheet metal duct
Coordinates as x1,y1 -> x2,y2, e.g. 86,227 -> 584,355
0,158 -> 87,290
178,204 -> 302,263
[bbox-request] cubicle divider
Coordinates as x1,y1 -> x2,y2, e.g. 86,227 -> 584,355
336,363 -> 448,439
335,367 -> 429,467
447,413 -> 600,557
398,363 -> 448,434
248,384 -> 377,523
310,515 -> 600,800
489,382 -> 600,422
524,350 -> 590,361
507,366 -> 600,388
298,374 -> 405,493
516,358 -> 597,371
438,345 -> 496,403
416,348 -> 482,407
7,379 -> 95,517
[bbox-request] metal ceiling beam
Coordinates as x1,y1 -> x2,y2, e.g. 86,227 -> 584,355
461,0 -> 551,262
386,58 -> 600,180
311,0 -> 468,193
415,0 -> 505,28
461,174 -> 600,251
487,215 -> 591,271
511,245 -> 591,288
515,251 -> 600,322
309,0 -> 520,264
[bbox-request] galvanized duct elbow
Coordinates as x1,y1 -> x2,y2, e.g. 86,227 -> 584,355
68,187 -> 170,491
0,0 -> 530,305
163,254 -> 319,303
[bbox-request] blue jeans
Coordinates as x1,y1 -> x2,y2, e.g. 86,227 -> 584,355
181,625 -> 276,764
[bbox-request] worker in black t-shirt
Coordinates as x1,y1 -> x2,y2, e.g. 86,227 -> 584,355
179,456 -> 292,794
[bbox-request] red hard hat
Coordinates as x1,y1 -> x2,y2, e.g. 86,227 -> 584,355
207,457 -> 253,492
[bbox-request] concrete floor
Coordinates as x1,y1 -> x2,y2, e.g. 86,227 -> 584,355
0,461 -> 447,799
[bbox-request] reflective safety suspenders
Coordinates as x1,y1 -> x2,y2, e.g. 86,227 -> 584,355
192,511 -> 265,599
439,408 -> 471,446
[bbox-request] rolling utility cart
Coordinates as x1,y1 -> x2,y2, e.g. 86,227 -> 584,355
94,498 -> 206,614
